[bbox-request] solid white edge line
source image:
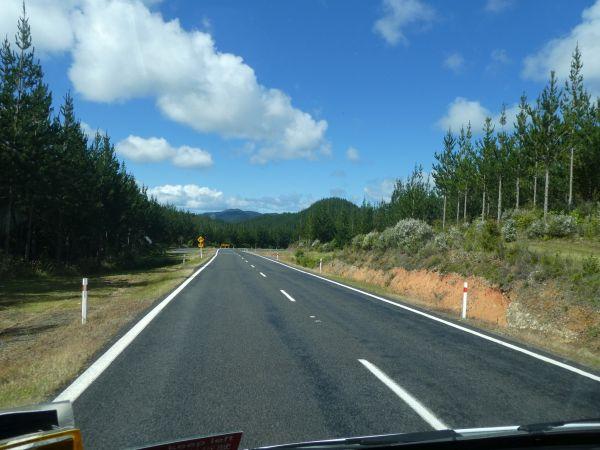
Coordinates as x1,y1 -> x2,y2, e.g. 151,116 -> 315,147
260,272 -> 267,278
54,249 -> 221,403
359,359 -> 448,430
250,252 -> 600,383
280,289 -> 296,302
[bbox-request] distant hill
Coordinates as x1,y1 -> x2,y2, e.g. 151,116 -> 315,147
203,209 -> 263,223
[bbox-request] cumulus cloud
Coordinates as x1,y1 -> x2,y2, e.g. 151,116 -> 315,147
346,146 -> 360,162
373,0 -> 435,46
437,97 -> 520,133
364,178 -> 396,202
148,184 -> 312,213
523,0 -> 600,96
443,52 -> 465,73
1,0 -> 329,163
485,0 -> 514,13
0,0 -> 76,54
116,135 -> 213,168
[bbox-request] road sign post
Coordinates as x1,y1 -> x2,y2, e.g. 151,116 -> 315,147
197,236 -> 205,258
81,278 -> 88,324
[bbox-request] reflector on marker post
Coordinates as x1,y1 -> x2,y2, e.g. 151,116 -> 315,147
461,281 -> 468,319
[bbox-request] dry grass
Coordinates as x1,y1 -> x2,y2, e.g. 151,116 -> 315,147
0,248 -> 215,409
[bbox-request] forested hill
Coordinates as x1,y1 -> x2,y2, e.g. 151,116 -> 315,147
202,209 -> 262,223
200,198 -> 361,248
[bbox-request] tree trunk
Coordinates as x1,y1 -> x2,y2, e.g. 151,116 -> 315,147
497,176 -> 502,223
481,185 -> 486,221
487,193 -> 490,217
533,161 -> 538,208
515,177 -> 520,210
544,166 -> 550,222
463,189 -> 467,222
4,186 -> 12,252
456,197 -> 460,224
568,146 -> 574,209
442,195 -> 447,230
24,202 -> 34,260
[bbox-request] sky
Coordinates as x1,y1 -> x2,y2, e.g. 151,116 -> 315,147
2,0 -> 600,213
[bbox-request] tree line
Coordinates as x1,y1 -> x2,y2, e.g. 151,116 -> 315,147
432,46 -> 600,228
0,10 -> 203,265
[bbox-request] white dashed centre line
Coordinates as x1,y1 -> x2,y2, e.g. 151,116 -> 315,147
280,290 -> 296,302
260,272 -> 267,278
358,359 -> 448,430
250,265 -> 255,268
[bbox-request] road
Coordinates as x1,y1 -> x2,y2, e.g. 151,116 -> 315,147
71,249 -> 600,449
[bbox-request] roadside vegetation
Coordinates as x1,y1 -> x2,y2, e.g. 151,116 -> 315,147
0,249 -> 213,408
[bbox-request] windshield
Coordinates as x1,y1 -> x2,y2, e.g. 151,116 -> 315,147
0,1 -> 599,449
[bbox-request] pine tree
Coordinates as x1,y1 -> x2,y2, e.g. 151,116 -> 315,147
562,45 -> 591,208
477,117 -> 496,220
530,71 -> 564,221
512,94 -> 529,210
432,129 -> 456,229
494,105 -> 513,222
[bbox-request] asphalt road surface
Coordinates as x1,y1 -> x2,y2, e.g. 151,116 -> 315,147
72,249 -> 600,449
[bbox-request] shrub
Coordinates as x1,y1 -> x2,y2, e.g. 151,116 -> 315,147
546,214 -> 578,238
362,231 -> 379,250
321,241 -> 334,252
526,219 -> 546,238
502,219 -> 517,242
512,209 -> 541,231
392,218 -> 434,253
375,227 -> 395,250
582,255 -> 600,275
351,234 -> 365,248
433,232 -> 452,251
465,220 -> 501,252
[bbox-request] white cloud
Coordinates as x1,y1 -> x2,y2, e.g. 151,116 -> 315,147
523,0 -> 600,96
147,184 -> 312,213
1,0 -> 328,164
437,97 -> 490,133
373,0 -> 435,46
485,0 -> 514,13
68,0 -> 328,163
0,0 -> 76,54
346,146 -> 360,162
437,97 -> 520,133
116,135 -> 213,168
443,52 -> 464,73
364,178 -> 396,202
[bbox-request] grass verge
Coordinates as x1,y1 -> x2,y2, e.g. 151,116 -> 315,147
0,248 -> 215,409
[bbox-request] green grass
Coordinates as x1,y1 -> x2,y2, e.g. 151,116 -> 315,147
522,238 -> 600,261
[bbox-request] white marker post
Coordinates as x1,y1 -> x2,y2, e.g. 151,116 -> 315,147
200,248 -> 203,259
81,278 -> 88,324
319,258 -> 323,273
461,281 -> 468,319
276,252 -> 279,261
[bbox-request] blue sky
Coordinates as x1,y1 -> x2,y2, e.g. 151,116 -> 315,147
2,0 -> 599,212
